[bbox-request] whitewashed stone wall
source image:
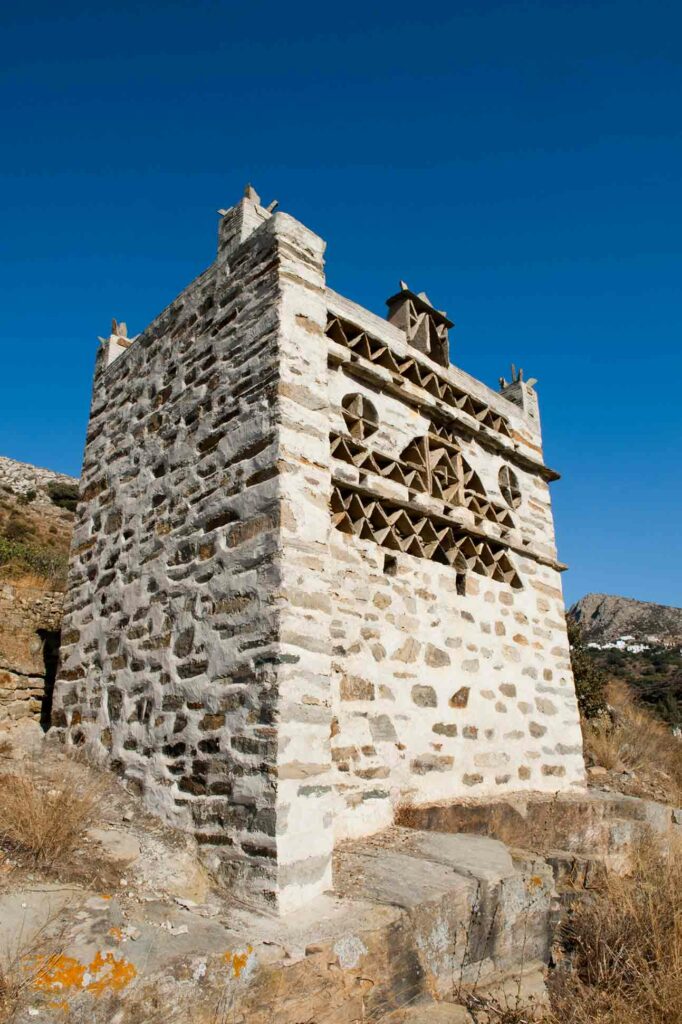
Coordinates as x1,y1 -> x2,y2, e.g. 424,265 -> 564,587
323,293 -> 584,841
53,188 -> 584,913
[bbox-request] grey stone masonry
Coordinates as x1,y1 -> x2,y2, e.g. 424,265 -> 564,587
52,186 -> 584,914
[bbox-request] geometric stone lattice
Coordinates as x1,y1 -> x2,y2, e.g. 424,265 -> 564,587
331,426 -> 515,529
330,390 -> 521,584
331,484 -> 522,587
499,464 -> 522,509
400,427 -> 516,528
342,393 -> 378,439
326,314 -> 513,438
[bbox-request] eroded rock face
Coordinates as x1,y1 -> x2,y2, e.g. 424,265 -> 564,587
569,591 -> 682,645
0,456 -> 77,506
51,186 -> 583,914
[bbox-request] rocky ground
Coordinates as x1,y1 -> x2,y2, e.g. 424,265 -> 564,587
1,719 -> 680,1024
0,721 -> 552,1023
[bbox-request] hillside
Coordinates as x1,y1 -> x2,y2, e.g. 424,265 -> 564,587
0,456 -> 78,589
569,593 -> 682,725
569,592 -> 682,645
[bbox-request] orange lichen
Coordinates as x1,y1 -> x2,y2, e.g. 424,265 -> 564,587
224,946 -> 254,979
35,955 -> 86,993
86,951 -> 137,995
34,950 -> 136,997
46,998 -> 70,1014
108,927 -> 123,943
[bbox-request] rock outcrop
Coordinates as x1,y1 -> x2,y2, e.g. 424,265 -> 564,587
569,592 -> 682,645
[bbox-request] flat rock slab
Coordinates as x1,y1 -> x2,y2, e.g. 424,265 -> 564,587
399,790 -> 678,862
87,827 -> 141,866
0,885 -> 81,951
397,829 -> 516,883
335,848 -> 477,909
334,826 -> 517,904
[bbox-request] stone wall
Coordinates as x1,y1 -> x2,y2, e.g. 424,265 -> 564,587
52,188 -> 334,913
53,186 -> 584,914
0,583 -> 64,725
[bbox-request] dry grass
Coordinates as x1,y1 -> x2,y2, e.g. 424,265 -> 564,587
0,562 -> 67,593
6,572 -> 56,592
0,765 -> 101,870
582,716 -> 624,771
582,681 -> 682,802
547,835 -> 682,1024
0,921 -> 67,1024
463,992 -> 544,1022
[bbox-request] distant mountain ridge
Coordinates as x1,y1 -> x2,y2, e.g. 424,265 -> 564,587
569,593 -> 682,645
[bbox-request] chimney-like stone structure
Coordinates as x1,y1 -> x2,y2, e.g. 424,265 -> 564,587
53,189 -> 584,914
386,284 -> 453,366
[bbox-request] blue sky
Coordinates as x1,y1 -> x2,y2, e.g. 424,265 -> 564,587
1,0 -> 680,607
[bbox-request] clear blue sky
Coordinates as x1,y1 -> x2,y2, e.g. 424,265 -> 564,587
1,0 -> 680,607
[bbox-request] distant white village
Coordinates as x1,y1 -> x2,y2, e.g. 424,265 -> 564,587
586,635 -> 682,655
587,636 -> 651,654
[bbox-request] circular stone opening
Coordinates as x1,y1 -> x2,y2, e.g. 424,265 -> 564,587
498,465 -> 522,509
342,393 -> 379,440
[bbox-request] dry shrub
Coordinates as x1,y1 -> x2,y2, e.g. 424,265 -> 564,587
463,991 -> 544,1023
567,615 -> 607,718
548,835 -> 682,1024
0,765 -> 100,869
581,716 -> 624,771
583,681 -> 682,802
0,922 -> 66,1024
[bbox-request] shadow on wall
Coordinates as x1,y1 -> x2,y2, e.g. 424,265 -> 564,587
37,628 -> 60,732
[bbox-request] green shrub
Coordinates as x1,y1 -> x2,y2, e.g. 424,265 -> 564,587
567,615 -> 608,718
46,481 -> 79,513
0,536 -> 68,585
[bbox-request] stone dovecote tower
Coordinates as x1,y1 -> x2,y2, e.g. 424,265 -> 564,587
52,186 -> 585,914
